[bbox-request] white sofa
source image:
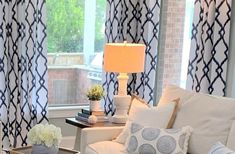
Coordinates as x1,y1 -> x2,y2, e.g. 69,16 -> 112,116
80,85 -> 235,154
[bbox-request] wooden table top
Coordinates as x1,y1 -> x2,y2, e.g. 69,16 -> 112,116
65,117 -> 125,128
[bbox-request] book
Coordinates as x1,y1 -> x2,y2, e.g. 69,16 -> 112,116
81,109 -> 105,116
75,115 -> 89,123
77,112 -> 90,119
75,114 -> 109,123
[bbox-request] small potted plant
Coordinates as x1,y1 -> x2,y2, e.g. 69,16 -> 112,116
87,85 -> 105,111
28,124 -> 62,154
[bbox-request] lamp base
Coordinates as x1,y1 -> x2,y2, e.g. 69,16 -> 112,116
112,95 -> 131,124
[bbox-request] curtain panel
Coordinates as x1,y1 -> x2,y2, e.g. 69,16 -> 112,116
103,0 -> 161,115
0,0 -> 48,149
187,0 -> 232,96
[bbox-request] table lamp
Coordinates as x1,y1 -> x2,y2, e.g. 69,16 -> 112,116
104,41 -> 145,123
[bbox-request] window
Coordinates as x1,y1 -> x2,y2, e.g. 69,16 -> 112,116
180,0 -> 195,88
47,0 -> 106,106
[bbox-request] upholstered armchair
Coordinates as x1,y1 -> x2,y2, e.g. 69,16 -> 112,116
80,85 -> 235,154
80,126 -> 124,154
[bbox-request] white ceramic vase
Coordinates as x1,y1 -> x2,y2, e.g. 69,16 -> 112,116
90,100 -> 102,111
32,144 -> 58,154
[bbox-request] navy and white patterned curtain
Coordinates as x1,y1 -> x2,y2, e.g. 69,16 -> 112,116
103,0 -> 161,114
187,0 -> 232,96
0,0 -> 48,150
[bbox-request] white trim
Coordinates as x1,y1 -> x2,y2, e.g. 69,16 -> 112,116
48,105 -> 89,118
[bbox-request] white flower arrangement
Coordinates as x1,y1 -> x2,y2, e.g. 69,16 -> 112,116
28,124 -> 62,148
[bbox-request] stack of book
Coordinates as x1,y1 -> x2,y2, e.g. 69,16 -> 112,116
75,109 -> 108,123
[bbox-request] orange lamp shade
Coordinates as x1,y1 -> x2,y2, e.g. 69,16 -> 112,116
104,43 -> 146,73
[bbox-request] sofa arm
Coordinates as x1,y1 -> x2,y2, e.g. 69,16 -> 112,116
80,126 -> 124,154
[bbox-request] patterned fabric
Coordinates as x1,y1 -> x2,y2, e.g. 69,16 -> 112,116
0,0 -> 48,149
125,122 -> 193,154
103,0 -> 161,115
208,142 -> 235,154
186,0 -> 232,96
114,100 -> 179,145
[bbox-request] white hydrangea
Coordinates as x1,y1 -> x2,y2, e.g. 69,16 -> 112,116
28,124 -> 62,147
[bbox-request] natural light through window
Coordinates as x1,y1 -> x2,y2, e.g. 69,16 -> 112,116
46,0 -> 106,106
181,0 -> 194,88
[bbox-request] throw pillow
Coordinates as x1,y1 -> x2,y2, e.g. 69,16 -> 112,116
208,142 -> 235,154
114,97 -> 180,144
159,85 -> 235,154
173,93 -> 235,154
113,95 -> 150,143
125,122 -> 193,154
128,94 -> 150,115
158,84 -> 194,106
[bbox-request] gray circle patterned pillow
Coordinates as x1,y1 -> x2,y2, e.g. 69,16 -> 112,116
125,122 -> 193,154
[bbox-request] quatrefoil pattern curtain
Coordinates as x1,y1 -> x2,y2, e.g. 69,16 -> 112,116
103,0 -> 161,115
187,0 -> 232,96
0,0 -> 48,149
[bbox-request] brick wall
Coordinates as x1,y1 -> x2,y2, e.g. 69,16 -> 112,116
156,0 -> 186,101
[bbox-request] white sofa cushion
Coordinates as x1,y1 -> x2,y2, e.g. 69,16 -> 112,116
227,121 -> 235,151
158,85 -> 194,106
125,122 -> 193,154
114,100 -> 179,144
159,85 -> 235,154
85,141 -> 126,154
208,142 -> 235,154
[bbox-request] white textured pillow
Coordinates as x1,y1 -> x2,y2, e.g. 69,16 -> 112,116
173,93 -> 235,154
128,95 -> 150,115
208,142 -> 235,154
125,122 -> 193,154
114,100 -> 178,144
158,84 -> 194,106
158,85 -> 235,154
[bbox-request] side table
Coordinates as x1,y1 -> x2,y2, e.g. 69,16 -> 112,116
65,117 -> 124,151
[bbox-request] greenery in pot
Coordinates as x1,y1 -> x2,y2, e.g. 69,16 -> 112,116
87,85 -> 105,101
